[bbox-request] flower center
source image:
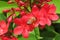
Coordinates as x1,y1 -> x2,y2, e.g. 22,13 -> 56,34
27,17 -> 36,24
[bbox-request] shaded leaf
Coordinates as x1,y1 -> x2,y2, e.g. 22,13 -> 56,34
0,13 -> 6,20
54,34 -> 60,40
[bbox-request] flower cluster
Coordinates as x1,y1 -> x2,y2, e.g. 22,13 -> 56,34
0,0 -> 59,40
0,35 -> 18,40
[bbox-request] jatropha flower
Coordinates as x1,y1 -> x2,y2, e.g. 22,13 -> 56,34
0,20 -> 8,35
14,14 -> 35,38
32,3 -> 59,29
39,4 -> 59,26
1,0 -> 59,39
13,3 -> 59,38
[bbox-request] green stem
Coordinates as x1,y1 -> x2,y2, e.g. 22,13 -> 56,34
52,30 -> 59,35
34,27 -> 40,40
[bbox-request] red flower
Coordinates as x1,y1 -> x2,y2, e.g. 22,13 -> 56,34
32,4 -> 59,29
39,4 -> 59,25
0,20 -> 8,35
32,5 -> 46,26
14,14 -> 35,38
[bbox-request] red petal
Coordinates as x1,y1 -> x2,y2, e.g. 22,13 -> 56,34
22,29 -> 29,38
32,5 -> 40,18
7,16 -> 12,23
49,14 -> 59,21
0,20 -> 7,28
14,26 -> 23,35
0,20 -> 8,35
14,18 -> 22,25
49,4 -> 56,13
0,28 -> 4,35
39,18 -> 46,25
39,6 -> 47,17
46,18 -> 51,26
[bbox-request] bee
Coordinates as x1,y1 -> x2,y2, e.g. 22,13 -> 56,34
27,17 -> 36,25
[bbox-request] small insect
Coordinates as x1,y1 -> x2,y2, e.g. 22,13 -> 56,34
27,17 -> 36,25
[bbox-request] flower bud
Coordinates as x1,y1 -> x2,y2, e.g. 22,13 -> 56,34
15,8 -> 20,11
8,0 -> 14,4
18,1 -> 25,6
3,9 -> 10,13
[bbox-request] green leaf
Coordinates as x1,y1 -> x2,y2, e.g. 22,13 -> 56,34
31,0 -> 34,3
0,13 -> 6,20
15,12 -> 20,16
0,1 -> 17,14
46,26 -> 59,35
18,34 -> 37,40
40,29 -> 55,40
54,34 -> 60,40
46,26 -> 54,32
34,27 -> 40,39
53,19 -> 60,23
0,0 -> 8,2
27,6 -> 31,12
40,26 -> 56,40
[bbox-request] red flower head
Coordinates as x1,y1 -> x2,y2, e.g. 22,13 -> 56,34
32,5 -> 46,27
32,4 -> 59,29
0,20 -> 8,35
14,14 -> 35,38
39,4 -> 59,25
